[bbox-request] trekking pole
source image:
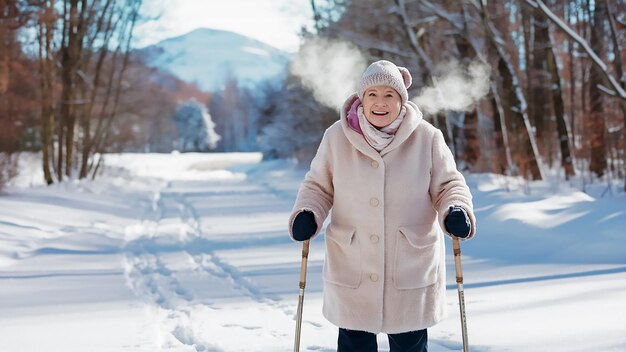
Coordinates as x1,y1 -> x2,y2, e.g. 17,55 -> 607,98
294,240 -> 310,352
452,237 -> 469,352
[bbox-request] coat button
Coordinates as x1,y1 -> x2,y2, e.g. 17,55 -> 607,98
369,197 -> 379,207
370,234 -> 379,243
371,160 -> 379,168
369,273 -> 379,282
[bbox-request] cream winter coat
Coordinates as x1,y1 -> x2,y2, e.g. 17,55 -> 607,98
288,94 -> 476,334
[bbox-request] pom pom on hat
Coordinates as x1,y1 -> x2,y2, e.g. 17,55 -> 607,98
358,60 -> 412,105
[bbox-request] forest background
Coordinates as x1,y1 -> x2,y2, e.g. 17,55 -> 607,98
0,0 -> 625,193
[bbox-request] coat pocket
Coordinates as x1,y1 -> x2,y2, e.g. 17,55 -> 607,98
393,224 -> 441,290
323,223 -> 361,289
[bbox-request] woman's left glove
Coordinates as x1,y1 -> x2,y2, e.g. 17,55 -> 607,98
444,205 -> 471,238
292,210 -> 317,241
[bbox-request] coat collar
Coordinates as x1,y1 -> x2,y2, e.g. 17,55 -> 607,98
339,94 -> 423,159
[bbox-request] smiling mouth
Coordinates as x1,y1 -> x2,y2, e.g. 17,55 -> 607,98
372,111 -> 389,116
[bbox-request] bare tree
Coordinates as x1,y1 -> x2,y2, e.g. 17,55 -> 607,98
2,1 -> 42,184
454,4 -> 481,170
545,25 -> 575,179
605,0 -> 626,191
0,0 -> 28,189
32,0 -> 143,182
527,0 -> 625,184
477,0 -> 544,180
587,0 -> 608,178
394,0 -> 451,145
36,0 -> 57,184
521,1 -> 575,178
81,0 -> 142,178
525,0 -> 625,101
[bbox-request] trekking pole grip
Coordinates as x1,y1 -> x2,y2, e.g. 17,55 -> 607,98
299,240 -> 310,289
453,237 -> 463,284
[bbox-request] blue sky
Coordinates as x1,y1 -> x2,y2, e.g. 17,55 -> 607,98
134,0 -> 314,53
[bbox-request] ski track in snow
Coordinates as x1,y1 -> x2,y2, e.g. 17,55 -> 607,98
123,177 -> 296,351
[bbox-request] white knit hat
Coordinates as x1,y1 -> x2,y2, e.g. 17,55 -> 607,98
358,60 -> 412,105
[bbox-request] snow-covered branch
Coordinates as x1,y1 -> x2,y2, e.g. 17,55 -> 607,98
394,0 -> 435,72
339,29 -> 417,59
419,0 -> 485,63
525,0 -> 626,100
420,0 -> 463,32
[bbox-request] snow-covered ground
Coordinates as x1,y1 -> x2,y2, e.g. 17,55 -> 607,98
0,152 -> 625,351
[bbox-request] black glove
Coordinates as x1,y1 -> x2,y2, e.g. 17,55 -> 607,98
444,206 -> 471,238
292,210 -> 317,241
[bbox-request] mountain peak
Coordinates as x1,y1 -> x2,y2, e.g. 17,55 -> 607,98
140,28 -> 290,92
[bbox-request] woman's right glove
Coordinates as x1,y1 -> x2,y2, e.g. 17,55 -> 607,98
292,210 -> 317,241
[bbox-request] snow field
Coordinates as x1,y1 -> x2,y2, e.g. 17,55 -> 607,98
0,152 -> 624,351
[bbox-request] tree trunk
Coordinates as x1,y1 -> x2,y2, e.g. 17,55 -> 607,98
79,0 -> 115,178
61,0 -> 81,178
0,8 -> 8,96
491,80 -> 515,176
530,6 -> 551,165
528,2 -> 576,179
521,2 -> 532,107
78,99 -> 91,178
542,26 -> 575,179
37,0 -> 56,184
566,1 -> 576,151
498,57 -> 541,180
453,21 -> 480,170
605,0 -> 626,190
479,0 -> 543,180
88,4 -> 140,168
587,0 -> 607,178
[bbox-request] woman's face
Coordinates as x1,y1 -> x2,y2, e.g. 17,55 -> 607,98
362,86 -> 402,128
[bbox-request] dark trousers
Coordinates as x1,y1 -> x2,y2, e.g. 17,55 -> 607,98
338,328 -> 427,352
